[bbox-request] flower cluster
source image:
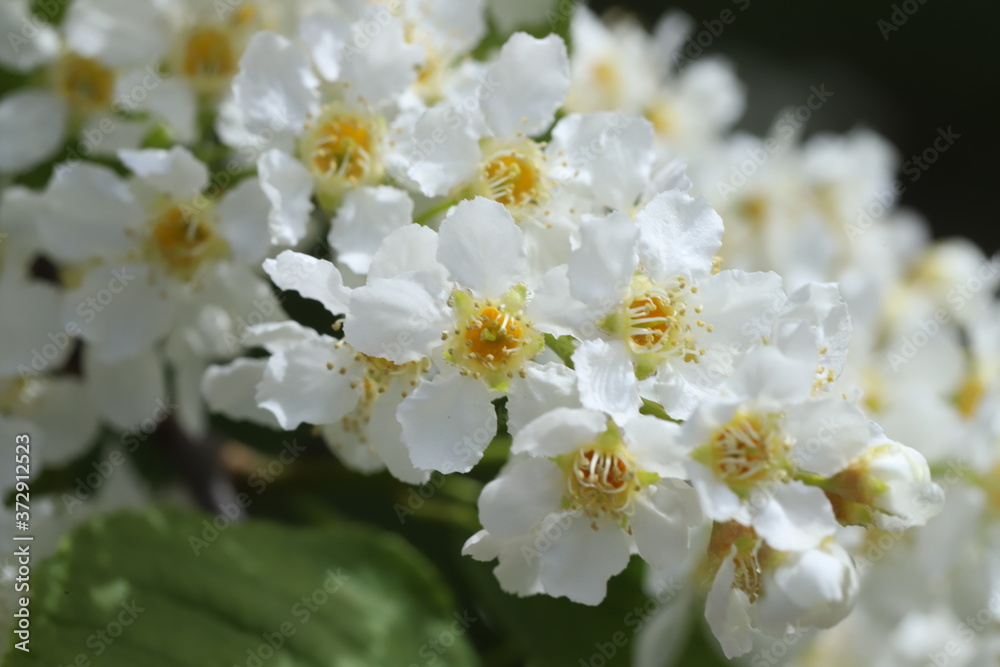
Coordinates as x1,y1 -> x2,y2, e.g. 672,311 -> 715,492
2,0 -> 995,663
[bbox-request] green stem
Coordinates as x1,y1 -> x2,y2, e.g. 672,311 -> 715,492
793,471 -> 834,491
414,199 -> 459,225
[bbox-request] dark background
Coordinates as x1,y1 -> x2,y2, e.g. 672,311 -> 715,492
590,0 -> 999,254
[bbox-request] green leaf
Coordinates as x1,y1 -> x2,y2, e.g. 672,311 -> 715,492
4,507 -> 481,667
459,555 -> 650,667
543,333 -> 577,369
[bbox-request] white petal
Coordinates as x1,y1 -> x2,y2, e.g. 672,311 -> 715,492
136,76 -> 197,143
687,461 -> 746,524
631,485 -> 692,570
406,105 -> 480,196
511,407 -> 607,457
479,456 -> 563,538
320,418 -> 386,475
257,338 -> 361,430
258,149 -> 315,246
242,320 -> 321,353
85,348 -> 169,431
337,9 -> 424,107
637,190 -> 723,281
330,186 -> 413,275
21,378 -> 100,467
344,274 -> 451,364
752,481 -> 838,552
537,512 -> 631,606
0,280 -> 68,376
66,265 -> 175,362
623,415 -> 686,479
725,345 -> 815,406
397,373 -> 498,473
757,544 -> 857,632
263,250 -> 352,316
437,197 -> 525,297
233,32 -> 319,140
298,12 -> 350,81
525,265 -> 592,338
368,224 -> 447,282
547,112 -> 654,211
572,339 -> 640,425
0,1 -> 58,72
420,0 -> 487,54
65,0 -> 169,67
506,361 -> 579,433
692,270 -> 787,355
785,398 -> 870,476
0,89 -> 66,173
705,546 -> 754,659
567,211 -> 636,308
119,146 -> 208,200
216,177 -> 272,264
202,359 -> 281,429
482,33 -> 569,138
362,389 -> 430,485
39,162 -> 141,262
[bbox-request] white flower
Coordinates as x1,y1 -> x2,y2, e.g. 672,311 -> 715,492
405,32 -> 571,223
705,524 -> 858,658
203,239 -> 437,483
564,6 -> 744,151
464,405 -> 698,605
229,24 -> 420,245
345,197 -> 563,473
820,426 -> 944,531
33,146 -> 279,363
0,0 -> 211,172
535,188 -> 787,420
681,346 -> 871,551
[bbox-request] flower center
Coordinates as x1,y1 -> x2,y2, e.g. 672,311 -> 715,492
475,140 -> 548,217
0,376 -> 42,414
626,289 -> 684,353
565,447 -> 640,520
460,306 -> 525,371
706,521 -> 767,603
644,96 -> 677,138
300,106 -> 384,210
146,203 -> 227,280
445,288 -> 543,390
602,274 -> 706,378
335,349 -> 429,443
955,371 -> 987,419
697,409 -> 789,493
482,154 -> 538,207
54,54 -> 115,113
182,28 -> 237,81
